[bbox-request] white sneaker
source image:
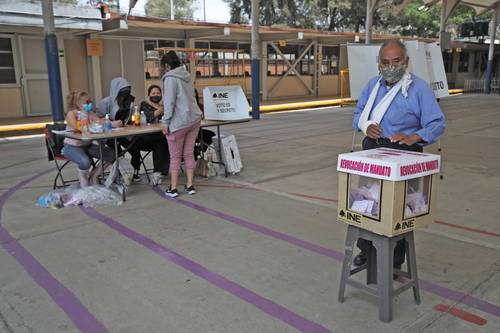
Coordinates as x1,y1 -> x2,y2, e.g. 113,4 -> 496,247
151,172 -> 162,186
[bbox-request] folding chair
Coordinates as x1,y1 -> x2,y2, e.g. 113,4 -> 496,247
139,149 -> 154,183
44,124 -> 78,189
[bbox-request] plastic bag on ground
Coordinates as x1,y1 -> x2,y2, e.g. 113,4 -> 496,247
37,185 -> 122,208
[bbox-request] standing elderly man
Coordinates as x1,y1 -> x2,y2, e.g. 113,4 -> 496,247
352,40 -> 446,268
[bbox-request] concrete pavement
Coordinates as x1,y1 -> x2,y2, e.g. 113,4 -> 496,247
0,94 -> 499,332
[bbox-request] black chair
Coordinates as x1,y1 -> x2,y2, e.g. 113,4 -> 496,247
45,124 -> 78,189
139,149 -> 154,182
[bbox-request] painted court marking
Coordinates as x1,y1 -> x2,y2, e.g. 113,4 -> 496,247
80,206 -> 333,333
0,171 -> 109,333
151,187 -> 500,320
433,304 -> 487,326
215,178 -> 500,242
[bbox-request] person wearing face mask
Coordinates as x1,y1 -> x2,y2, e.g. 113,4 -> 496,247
131,85 -> 170,185
96,77 -> 134,125
63,91 -> 116,187
160,51 -> 202,197
140,85 -> 164,123
351,40 -> 446,270
97,77 -> 146,181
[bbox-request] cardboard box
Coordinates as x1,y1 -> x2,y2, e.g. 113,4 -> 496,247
217,134 -> 242,174
337,148 -> 440,236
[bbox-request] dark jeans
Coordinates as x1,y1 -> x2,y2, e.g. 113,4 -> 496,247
130,133 -> 170,174
63,143 -> 114,170
357,136 -> 423,266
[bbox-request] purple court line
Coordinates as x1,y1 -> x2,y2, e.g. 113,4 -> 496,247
0,170 -> 109,333
80,206 -> 333,333
151,187 -> 500,319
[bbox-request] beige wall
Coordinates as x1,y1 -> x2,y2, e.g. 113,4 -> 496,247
0,88 -> 24,118
267,75 -> 313,98
64,37 -> 89,95
319,75 -> 340,96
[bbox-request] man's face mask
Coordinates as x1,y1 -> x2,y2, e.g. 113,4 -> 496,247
117,87 -> 134,109
150,96 -> 162,103
380,64 -> 407,84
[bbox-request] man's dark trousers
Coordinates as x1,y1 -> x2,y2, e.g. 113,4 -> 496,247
357,136 -> 423,266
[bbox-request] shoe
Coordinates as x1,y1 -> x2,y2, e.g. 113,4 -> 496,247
165,187 -> 179,198
353,252 -> 367,266
185,185 -> 196,195
132,169 -> 141,182
151,172 -> 162,186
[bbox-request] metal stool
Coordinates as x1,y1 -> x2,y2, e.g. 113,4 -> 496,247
338,225 -> 421,322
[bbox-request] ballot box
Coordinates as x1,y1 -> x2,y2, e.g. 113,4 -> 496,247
336,148 -> 440,237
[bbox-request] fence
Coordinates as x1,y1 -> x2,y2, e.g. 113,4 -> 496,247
464,79 -> 499,93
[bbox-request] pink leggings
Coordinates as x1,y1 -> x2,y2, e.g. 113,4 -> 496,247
166,121 -> 201,172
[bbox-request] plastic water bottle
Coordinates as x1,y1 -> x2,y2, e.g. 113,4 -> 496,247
104,114 -> 112,132
140,111 -> 147,125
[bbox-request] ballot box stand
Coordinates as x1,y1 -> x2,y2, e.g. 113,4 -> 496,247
335,148 -> 440,322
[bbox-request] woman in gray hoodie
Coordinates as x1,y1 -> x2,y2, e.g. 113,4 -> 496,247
161,51 -> 202,197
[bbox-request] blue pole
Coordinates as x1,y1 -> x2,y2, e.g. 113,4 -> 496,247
45,34 -> 65,122
250,0 -> 260,120
484,60 -> 493,94
251,59 -> 260,119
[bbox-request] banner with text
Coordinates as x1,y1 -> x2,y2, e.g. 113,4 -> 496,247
347,41 -> 449,100
203,85 -> 250,121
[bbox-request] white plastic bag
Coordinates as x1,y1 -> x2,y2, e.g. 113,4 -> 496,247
37,185 -> 122,208
105,157 -> 134,188
63,185 -> 122,207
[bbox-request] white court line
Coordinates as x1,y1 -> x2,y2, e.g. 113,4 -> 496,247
0,134 -> 44,141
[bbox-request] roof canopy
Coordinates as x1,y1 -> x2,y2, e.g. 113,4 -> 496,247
424,0 -> 500,15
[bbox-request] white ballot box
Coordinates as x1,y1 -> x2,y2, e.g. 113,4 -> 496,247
336,148 -> 441,237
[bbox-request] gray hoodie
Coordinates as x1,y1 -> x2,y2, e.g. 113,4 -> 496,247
161,66 -> 202,132
96,77 -> 131,120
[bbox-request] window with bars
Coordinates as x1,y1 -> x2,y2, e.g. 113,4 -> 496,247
144,39 -> 184,79
321,46 -> 339,75
0,37 -> 17,85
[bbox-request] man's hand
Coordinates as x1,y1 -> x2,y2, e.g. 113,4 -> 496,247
390,133 -> 421,146
162,126 -> 169,136
366,124 -> 382,139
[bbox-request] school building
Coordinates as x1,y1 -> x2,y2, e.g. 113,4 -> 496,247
0,0 -> 498,119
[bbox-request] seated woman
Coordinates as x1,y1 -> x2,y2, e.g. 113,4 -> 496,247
62,91 -> 117,187
137,84 -> 170,184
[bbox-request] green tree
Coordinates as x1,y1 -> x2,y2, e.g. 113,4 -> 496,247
145,0 -> 196,19
223,0 -> 486,38
378,1 -> 478,38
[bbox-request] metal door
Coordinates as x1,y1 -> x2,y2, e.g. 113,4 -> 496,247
18,36 -> 51,116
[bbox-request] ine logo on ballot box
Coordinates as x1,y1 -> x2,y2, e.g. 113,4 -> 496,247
336,148 -> 441,236
203,85 -> 250,121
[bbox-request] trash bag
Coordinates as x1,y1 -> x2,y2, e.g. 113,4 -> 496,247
37,185 -> 122,208
105,157 -> 134,188
64,185 -> 122,207
37,191 -> 66,209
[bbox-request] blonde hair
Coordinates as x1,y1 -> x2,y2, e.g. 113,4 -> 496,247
67,91 -> 90,111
